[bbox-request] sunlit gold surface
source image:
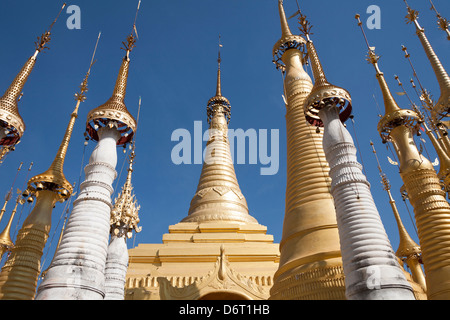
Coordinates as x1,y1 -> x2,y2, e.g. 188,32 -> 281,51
0,57 -> 36,145
368,42 -> 450,299
0,197 -> 22,259
86,35 -> 137,146
303,32 -> 352,127
125,47 -> 279,300
269,0 -> 345,301
182,50 -> 256,225
0,190 -> 58,300
27,102 -> 80,201
371,142 -> 426,293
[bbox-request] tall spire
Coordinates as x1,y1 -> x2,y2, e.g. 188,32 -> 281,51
300,12 -> 352,127
370,142 -> 426,294
26,31 -> 101,202
272,0 -> 306,72
0,195 -> 23,259
0,3 -> 66,153
357,15 -> 450,300
0,33 -> 100,300
269,0 -> 346,301
36,2 -> 141,300
403,1 -> 450,122
356,15 -> 421,144
301,9 -> 414,300
86,31 -> 138,147
182,40 -> 256,224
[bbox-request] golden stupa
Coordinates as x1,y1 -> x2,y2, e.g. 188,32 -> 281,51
124,46 -> 280,300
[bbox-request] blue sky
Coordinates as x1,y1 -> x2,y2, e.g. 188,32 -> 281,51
0,0 -> 448,275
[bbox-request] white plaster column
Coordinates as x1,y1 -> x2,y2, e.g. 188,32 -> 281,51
104,235 -> 128,300
35,125 -> 120,300
318,104 -> 415,300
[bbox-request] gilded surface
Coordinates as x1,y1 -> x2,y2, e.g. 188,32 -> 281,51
86,35 -> 137,146
269,0 -> 345,300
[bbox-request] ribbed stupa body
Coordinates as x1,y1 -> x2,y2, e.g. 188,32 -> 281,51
36,48 -> 136,299
0,98 -> 80,300
182,113 -> 257,224
181,57 -> 257,225
370,48 -> 450,300
36,126 -> 120,300
393,125 -> 450,300
269,1 -> 345,300
319,105 -> 415,300
301,33 -> 415,299
0,190 -> 57,300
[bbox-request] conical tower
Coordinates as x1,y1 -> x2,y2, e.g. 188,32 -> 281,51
403,1 -> 450,122
125,43 -> 279,301
269,0 -> 346,300
0,4 -> 66,159
181,43 -> 257,225
301,10 -> 414,300
357,17 -> 450,300
0,195 -> 23,259
0,33 -> 100,300
36,13 -> 139,299
105,145 -> 141,300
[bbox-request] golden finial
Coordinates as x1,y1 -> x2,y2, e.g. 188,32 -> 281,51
26,33 -> 101,202
429,0 -> 450,40
0,3 -> 66,151
0,194 -> 24,258
207,35 -> 231,125
355,14 -> 421,143
272,0 -> 307,71
301,9 -> 352,127
0,162 -> 23,223
34,3 -> 67,54
86,1 -> 141,147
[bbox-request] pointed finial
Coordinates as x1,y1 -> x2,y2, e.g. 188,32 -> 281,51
0,3 -> 66,150
75,32 -> 102,103
85,2 -> 140,147
355,14 -> 421,142
401,45 -> 435,112
26,33 -> 101,202
272,0 -> 307,71
34,3 -> 67,55
302,9 -> 352,127
216,34 -> 223,97
207,38 -> 231,125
